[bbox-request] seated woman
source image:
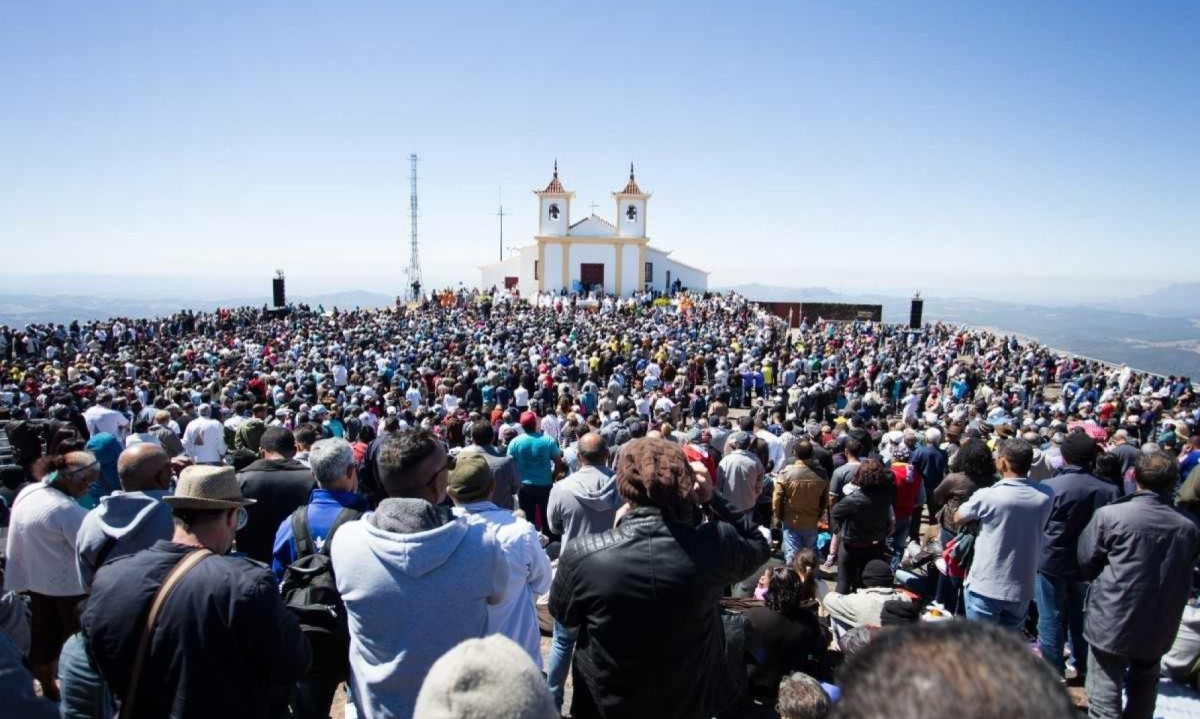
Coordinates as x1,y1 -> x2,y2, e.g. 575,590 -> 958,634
744,555 -> 831,697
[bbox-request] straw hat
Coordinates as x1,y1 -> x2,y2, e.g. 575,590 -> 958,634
164,465 -> 257,510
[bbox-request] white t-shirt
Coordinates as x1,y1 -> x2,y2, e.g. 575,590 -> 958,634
513,387 -> 530,409
84,406 -> 129,439
4,484 -> 88,596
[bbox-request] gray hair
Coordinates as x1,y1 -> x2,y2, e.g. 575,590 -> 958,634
309,438 -> 354,487
925,428 -> 942,445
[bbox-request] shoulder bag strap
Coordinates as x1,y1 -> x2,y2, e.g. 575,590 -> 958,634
119,549 -> 212,719
291,506 -> 314,557
321,508 -> 361,556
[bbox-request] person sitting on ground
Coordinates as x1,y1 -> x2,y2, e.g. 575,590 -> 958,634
413,635 -> 557,719
744,558 -> 831,698
822,559 -> 911,635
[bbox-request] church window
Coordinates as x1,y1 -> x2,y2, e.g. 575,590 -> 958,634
549,203 -> 560,220
534,261 -> 540,280
645,262 -> 653,283
626,204 -> 637,222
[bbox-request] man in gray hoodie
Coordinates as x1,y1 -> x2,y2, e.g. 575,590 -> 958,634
545,432 -> 619,711
547,433 -> 619,548
63,443 -> 176,719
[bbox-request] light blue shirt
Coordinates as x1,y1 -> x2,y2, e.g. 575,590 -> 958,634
958,477 -> 1054,603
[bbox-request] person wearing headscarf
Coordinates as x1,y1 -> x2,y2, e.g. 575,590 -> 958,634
83,433 -> 123,510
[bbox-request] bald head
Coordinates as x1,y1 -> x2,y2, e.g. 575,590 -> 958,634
117,443 -> 171,492
578,433 -> 608,467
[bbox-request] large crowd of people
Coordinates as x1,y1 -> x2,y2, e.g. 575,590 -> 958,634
1,288 -> 1199,719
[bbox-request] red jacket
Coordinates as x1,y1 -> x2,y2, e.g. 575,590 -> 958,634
891,462 -> 922,520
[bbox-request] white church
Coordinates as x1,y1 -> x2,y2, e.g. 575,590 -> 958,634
479,164 -> 708,297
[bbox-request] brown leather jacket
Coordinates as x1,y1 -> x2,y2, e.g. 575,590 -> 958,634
772,462 -> 829,531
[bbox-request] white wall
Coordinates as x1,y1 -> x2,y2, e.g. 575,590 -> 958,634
538,197 -> 569,236
645,249 -> 707,293
615,198 -> 646,238
518,248 -> 538,296
568,243 -> 617,293
479,256 -> 521,291
621,244 -> 640,296
542,243 -> 564,293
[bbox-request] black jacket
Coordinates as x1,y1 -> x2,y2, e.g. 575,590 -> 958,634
1079,491 -> 1200,660
830,486 -> 893,545
237,458 -> 316,562
81,541 -> 310,719
1039,465 -> 1119,580
549,494 -> 770,719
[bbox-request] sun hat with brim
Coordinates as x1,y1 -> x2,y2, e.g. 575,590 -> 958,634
165,465 -> 257,510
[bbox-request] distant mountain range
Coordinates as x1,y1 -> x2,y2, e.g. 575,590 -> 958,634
723,283 -> 1200,378
2,284 -> 1197,379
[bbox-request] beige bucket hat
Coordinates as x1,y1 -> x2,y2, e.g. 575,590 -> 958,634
164,465 -> 257,510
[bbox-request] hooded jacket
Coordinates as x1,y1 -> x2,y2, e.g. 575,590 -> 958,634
83,433 -> 123,509
331,499 -> 510,719
75,489 -> 174,591
546,465 -> 620,548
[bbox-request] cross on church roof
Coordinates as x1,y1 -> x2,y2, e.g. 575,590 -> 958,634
616,162 -> 644,195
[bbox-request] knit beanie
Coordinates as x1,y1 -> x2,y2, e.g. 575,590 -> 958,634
414,635 -> 557,719
861,559 -> 894,588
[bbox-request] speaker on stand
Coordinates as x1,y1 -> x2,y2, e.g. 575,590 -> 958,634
910,293 -> 924,329
272,270 -> 286,308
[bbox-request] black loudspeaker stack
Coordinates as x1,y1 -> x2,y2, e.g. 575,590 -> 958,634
910,297 -> 924,329
272,277 -> 286,308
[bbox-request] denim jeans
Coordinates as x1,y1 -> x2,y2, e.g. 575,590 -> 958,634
889,516 -> 913,570
782,528 -> 818,563
964,590 -> 1028,632
1085,646 -> 1160,719
59,631 -> 114,719
546,620 -> 578,710
1034,573 -> 1088,677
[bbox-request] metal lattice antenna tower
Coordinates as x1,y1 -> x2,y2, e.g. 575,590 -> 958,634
406,153 -> 421,301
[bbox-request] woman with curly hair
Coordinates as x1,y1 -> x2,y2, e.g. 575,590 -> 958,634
829,458 -> 895,594
744,558 -> 831,699
932,438 -> 997,612
548,437 -> 770,718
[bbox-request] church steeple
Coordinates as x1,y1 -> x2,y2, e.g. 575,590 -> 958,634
613,162 -> 649,238
535,160 -> 573,236
618,162 -> 644,195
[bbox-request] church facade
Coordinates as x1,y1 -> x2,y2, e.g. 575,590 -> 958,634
479,164 -> 709,297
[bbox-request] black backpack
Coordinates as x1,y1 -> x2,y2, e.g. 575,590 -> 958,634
280,506 -> 360,679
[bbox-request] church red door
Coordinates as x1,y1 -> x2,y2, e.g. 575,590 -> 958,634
580,263 -> 604,292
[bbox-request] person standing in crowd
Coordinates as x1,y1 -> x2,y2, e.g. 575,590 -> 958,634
237,426 -> 317,563
829,459 -> 893,595
331,430 -> 509,719
447,453 -> 551,667
932,438 -> 997,613
271,437 -> 367,719
457,422 -> 520,511
83,393 -> 129,441
545,432 -> 620,711
718,430 -> 766,514
772,440 -> 829,562
62,443 -> 176,719
886,443 -> 923,569
3,451 -> 98,702
182,403 -> 226,465
549,437 -> 769,718
506,410 -> 562,533
955,438 -> 1054,631
909,427 -> 947,540
1035,432 -> 1118,680
81,465 -> 310,718
1078,451 -> 1200,719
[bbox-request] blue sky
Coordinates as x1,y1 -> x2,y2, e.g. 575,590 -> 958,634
1,1 -> 1197,303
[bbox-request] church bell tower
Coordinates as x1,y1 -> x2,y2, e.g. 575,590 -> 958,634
535,160 -> 573,237
613,163 -> 649,238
